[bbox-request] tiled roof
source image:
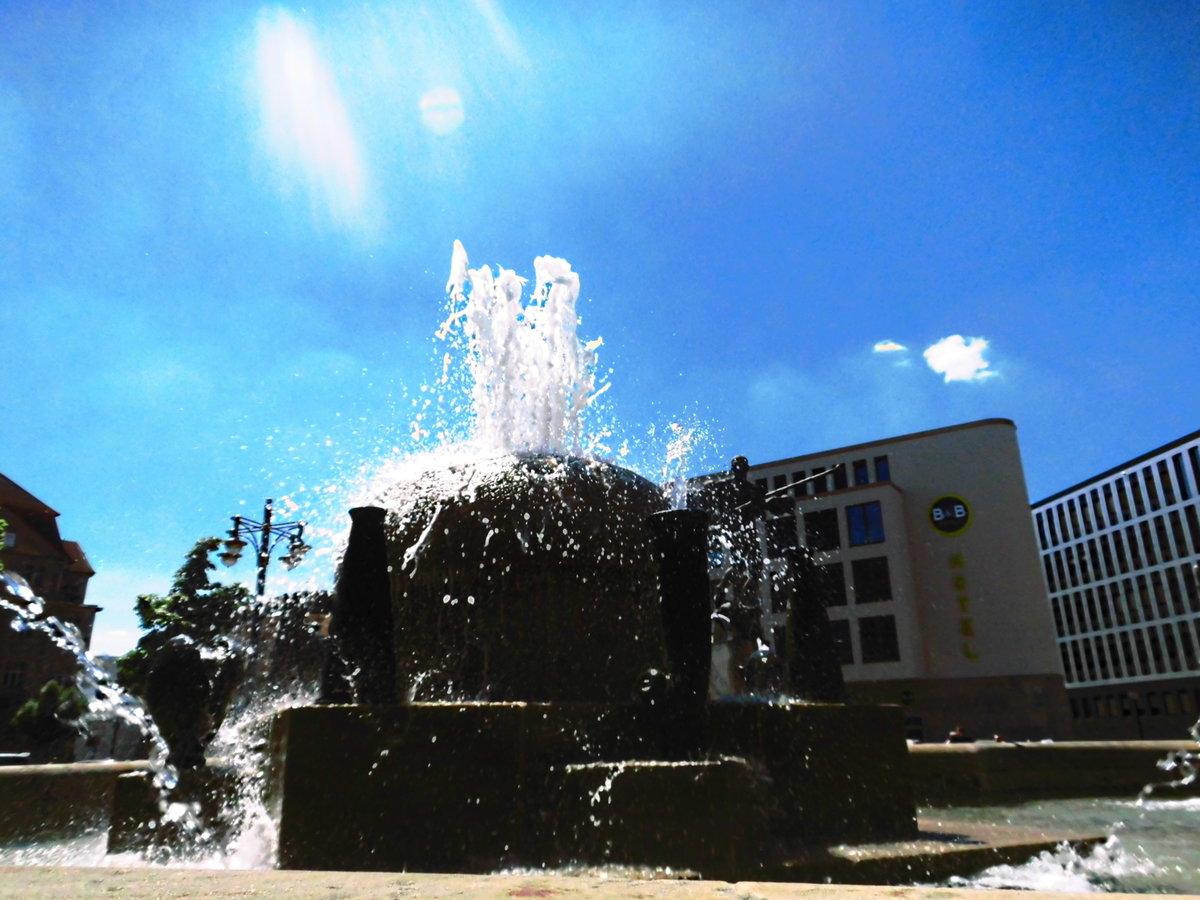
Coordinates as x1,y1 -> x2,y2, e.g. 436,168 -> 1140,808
61,540 -> 95,576
0,472 -> 60,517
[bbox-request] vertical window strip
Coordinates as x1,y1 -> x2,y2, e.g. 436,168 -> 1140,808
1172,453 -> 1192,501
1143,465 -> 1162,511
1168,510 -> 1189,559
1185,505 -> 1200,554
1158,459 -> 1178,506
1090,488 -> 1107,529
1106,633 -> 1124,679
1079,493 -> 1095,534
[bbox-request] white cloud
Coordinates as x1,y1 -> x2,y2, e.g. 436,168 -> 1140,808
873,340 -> 907,353
922,335 -> 997,383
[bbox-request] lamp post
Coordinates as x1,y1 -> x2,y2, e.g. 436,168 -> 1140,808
219,498 -> 311,598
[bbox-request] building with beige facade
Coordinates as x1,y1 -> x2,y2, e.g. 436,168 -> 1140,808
700,419 -> 1070,742
1031,430 -> 1200,740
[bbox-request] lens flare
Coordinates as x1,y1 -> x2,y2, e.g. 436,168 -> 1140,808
419,86 -> 465,135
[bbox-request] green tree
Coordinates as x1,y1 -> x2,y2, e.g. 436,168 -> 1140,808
117,538 -> 251,768
10,679 -> 86,760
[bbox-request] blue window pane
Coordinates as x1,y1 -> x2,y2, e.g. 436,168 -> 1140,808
874,455 -> 891,482
853,460 -> 869,486
847,501 -> 885,546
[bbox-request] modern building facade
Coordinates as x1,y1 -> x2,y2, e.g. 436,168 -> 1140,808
1032,430 -> 1200,740
702,419 -> 1070,742
0,473 -> 98,750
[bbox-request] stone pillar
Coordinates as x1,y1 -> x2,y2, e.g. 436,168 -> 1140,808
320,506 -> 396,705
646,508 -> 711,758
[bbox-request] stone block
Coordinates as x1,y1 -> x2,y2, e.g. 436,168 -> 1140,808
269,701 -> 917,875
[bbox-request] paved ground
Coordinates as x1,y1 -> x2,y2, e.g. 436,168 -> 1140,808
1,868 -> 1193,900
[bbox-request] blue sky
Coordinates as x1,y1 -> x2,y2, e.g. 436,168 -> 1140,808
3,2 -> 1198,655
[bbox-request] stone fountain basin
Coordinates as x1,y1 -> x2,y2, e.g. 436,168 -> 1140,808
266,700 -> 916,878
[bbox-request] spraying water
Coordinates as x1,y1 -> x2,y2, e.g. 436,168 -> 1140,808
436,240 -> 608,457
0,572 -> 201,841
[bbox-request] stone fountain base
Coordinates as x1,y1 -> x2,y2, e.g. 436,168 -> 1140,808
266,701 -> 916,878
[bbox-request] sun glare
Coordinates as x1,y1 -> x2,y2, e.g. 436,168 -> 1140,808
254,8 -> 366,228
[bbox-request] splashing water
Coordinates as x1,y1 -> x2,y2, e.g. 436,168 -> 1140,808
1138,716 -> 1200,804
0,573 -> 197,834
1,567 -> 330,868
924,795 -> 1200,894
5,243 -> 709,871
661,423 -> 696,510
942,835 -> 1162,894
437,240 -> 609,457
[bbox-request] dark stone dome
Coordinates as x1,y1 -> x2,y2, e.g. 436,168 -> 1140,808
374,453 -> 669,702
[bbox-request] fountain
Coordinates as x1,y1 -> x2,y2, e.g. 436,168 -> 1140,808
7,243 -> 1169,888
261,243 -> 918,877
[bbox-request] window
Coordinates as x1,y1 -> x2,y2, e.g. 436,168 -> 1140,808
2,662 -> 27,690
1068,499 -> 1081,539
804,509 -> 840,551
1153,516 -> 1173,563
873,455 -> 890,482
812,562 -> 846,607
1078,494 -> 1094,534
1102,483 -> 1118,524
1139,520 -> 1158,566
859,615 -> 901,663
852,459 -> 869,486
809,470 -> 829,494
1169,510 -> 1189,558
766,516 -> 798,554
1184,505 -> 1200,553
1129,472 -> 1146,516
851,556 -> 892,604
1143,465 -> 1161,511
769,572 -> 789,613
1172,453 -> 1191,501
832,464 -> 848,490
771,625 -> 788,661
1089,488 -> 1107,528
1116,480 -> 1132,519
828,619 -> 853,664
846,501 -> 885,545
1158,460 -> 1176,505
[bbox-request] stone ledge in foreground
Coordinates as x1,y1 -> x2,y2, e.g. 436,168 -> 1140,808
0,867 -> 1192,900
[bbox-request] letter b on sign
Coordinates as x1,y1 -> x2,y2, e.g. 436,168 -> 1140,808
929,495 -> 971,535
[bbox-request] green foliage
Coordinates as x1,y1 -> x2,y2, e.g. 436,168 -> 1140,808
117,538 -> 251,701
10,679 -> 86,747
130,538 -> 249,638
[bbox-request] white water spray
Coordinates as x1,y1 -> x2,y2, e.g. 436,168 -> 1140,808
439,240 -> 608,456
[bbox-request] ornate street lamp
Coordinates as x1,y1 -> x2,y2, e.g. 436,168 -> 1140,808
220,498 -> 311,598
